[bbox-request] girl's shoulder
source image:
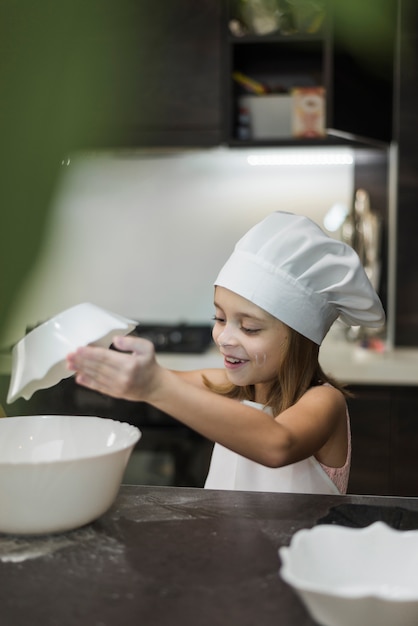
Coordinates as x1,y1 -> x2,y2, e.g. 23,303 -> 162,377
303,382 -> 346,405
289,383 -> 347,423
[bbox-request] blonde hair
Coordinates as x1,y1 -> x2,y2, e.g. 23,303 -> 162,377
203,326 -> 351,415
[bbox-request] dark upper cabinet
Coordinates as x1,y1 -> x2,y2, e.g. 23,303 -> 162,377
126,0 -> 224,147
71,1 -> 398,150
73,0 -> 225,150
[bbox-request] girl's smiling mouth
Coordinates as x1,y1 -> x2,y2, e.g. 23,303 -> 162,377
224,355 -> 248,369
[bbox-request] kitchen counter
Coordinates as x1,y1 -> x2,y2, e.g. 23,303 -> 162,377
320,337 -> 418,385
1,484 -> 418,626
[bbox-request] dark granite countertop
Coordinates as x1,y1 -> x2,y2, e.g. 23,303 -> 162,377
1,485 -> 418,626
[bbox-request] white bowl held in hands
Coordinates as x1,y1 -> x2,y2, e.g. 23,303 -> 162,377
7,302 -> 137,403
0,414 -> 141,535
279,521 -> 418,626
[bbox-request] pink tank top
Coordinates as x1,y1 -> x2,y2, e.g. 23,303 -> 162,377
319,406 -> 351,494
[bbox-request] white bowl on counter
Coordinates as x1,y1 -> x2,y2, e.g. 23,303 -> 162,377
279,521 -> 418,626
0,414 -> 141,535
7,302 -> 137,403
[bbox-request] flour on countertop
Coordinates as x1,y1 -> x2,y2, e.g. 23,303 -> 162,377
0,526 -> 122,563
0,535 -> 76,563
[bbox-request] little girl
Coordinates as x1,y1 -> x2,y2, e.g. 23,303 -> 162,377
67,211 -> 385,495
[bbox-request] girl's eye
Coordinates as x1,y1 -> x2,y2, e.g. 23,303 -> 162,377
212,315 -> 225,324
241,326 -> 260,334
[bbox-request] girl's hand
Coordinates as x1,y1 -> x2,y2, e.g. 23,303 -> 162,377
66,335 -> 160,402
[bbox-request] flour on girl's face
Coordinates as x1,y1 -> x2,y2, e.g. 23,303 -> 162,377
254,353 -> 267,367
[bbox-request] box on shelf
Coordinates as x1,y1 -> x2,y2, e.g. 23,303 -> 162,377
292,87 -> 326,138
239,94 -> 293,140
238,87 -> 326,140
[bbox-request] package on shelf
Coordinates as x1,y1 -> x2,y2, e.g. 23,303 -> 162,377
292,87 -> 326,138
238,94 -> 293,139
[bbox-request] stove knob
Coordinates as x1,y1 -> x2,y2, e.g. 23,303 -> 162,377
169,330 -> 183,345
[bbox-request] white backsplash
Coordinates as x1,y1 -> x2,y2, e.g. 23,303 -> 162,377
3,146 -> 354,345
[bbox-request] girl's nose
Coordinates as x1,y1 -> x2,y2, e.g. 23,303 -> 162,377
216,324 -> 238,347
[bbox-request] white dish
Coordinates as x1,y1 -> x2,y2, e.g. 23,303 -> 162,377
0,414 -> 141,535
7,302 -> 137,403
279,521 -> 418,626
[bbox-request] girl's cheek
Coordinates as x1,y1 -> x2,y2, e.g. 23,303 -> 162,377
254,353 -> 267,367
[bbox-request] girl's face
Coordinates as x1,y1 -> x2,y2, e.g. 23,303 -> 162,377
212,286 -> 289,400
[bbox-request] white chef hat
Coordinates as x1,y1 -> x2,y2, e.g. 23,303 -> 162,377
214,211 -> 385,345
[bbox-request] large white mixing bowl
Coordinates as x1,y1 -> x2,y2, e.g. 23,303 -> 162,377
0,414 -> 141,535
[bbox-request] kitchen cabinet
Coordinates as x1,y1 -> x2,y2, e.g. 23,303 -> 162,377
74,0 -> 397,150
347,384 -> 418,498
391,387 -> 418,495
346,386 -> 391,495
75,0 -> 225,150
394,0 -> 418,346
226,0 -> 397,147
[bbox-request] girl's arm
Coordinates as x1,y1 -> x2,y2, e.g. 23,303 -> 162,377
66,335 -> 346,468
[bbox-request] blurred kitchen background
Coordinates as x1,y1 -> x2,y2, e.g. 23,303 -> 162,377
2,0 -> 418,497
0,145 -> 356,344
